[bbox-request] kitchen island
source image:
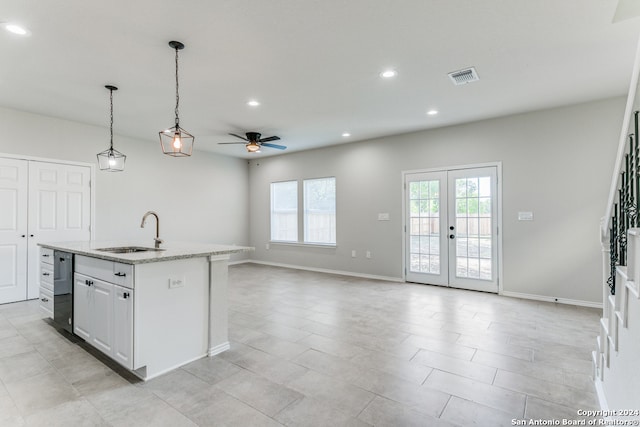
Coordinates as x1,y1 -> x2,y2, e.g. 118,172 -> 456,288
38,241 -> 251,380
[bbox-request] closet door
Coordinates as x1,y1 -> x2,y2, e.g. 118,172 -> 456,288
0,158 -> 28,304
27,162 -> 91,299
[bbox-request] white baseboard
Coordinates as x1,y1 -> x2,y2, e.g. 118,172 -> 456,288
244,260 -> 403,283
594,378 -> 609,410
132,353 -> 208,381
208,342 -> 230,356
501,291 -> 603,309
228,259 -> 251,266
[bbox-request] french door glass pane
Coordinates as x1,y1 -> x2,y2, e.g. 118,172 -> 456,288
454,177 -> 493,281
409,179 -> 440,274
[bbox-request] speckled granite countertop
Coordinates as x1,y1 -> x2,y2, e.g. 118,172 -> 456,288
39,241 -> 253,265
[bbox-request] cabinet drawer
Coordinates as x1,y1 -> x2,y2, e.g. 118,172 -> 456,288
75,255 -> 133,289
40,262 -> 53,290
40,248 -> 54,265
39,288 -> 53,318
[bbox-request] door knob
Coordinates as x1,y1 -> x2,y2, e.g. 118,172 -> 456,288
449,226 -> 455,230
449,234 -> 455,239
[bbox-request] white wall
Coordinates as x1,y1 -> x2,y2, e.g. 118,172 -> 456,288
248,97 -> 624,304
0,107 -> 250,254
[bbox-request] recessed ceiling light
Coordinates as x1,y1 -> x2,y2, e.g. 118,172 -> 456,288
380,69 -> 397,79
342,132 -> 351,137
426,110 -> 439,116
247,100 -> 260,107
4,24 -> 29,36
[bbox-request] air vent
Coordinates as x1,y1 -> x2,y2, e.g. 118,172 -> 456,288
448,67 -> 479,85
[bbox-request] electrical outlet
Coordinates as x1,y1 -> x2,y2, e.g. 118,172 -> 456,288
265,243 -> 270,250
351,250 -> 356,258
169,278 -> 185,289
366,251 -> 371,259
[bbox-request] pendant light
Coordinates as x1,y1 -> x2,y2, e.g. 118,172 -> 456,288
97,85 -> 126,171
159,41 -> 194,156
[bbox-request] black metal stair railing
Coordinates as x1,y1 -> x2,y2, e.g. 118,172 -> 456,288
608,111 -> 640,295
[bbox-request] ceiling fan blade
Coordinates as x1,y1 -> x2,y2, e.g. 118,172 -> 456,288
258,136 -> 281,143
218,142 -> 247,145
261,143 -> 287,150
229,133 -> 248,141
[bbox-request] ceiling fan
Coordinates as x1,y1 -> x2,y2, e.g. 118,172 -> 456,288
218,132 -> 287,153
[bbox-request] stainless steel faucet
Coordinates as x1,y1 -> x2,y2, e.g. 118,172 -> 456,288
140,211 -> 163,248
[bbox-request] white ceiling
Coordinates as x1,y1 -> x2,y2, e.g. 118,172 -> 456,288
1,0 -> 639,159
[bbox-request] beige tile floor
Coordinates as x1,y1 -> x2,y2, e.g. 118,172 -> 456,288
0,263 -> 601,426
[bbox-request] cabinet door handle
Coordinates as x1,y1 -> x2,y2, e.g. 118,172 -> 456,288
41,297 -> 49,302
85,280 -> 93,286
21,234 -> 26,238
42,254 -> 50,257
123,292 -> 130,299
114,272 -> 126,277
42,272 -> 50,276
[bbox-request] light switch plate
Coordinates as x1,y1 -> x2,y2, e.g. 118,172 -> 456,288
169,278 -> 185,289
518,211 -> 534,221
378,213 -> 390,221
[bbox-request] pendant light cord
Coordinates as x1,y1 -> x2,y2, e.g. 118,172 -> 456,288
174,46 -> 180,127
109,88 -> 114,150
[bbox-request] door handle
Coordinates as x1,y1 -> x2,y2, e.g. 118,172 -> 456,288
449,226 -> 455,230
449,234 -> 455,239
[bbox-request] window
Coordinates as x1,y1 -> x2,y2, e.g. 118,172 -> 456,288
270,181 -> 298,242
304,177 -> 336,244
270,177 -> 336,246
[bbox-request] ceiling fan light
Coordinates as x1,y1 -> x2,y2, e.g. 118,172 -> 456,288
246,142 -> 261,153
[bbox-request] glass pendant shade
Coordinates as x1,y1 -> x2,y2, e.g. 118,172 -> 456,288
97,147 -> 126,171
98,85 -> 126,172
159,125 -> 194,157
159,40 -> 194,157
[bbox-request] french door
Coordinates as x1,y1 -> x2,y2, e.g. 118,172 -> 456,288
405,166 -> 499,293
0,157 -> 91,304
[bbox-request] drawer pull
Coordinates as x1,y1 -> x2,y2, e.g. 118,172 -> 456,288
42,254 -> 50,257
114,272 -> 127,277
42,272 -> 50,276
41,297 -> 49,302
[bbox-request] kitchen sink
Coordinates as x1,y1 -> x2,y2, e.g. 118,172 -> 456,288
96,246 -> 166,254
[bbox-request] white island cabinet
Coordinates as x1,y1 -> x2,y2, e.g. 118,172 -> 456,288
39,241 -> 251,380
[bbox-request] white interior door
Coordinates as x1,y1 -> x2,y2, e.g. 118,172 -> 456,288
405,166 -> 499,293
0,158 -> 28,304
27,161 -> 91,299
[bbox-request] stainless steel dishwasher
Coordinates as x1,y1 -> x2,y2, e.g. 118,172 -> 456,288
53,251 -> 74,333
